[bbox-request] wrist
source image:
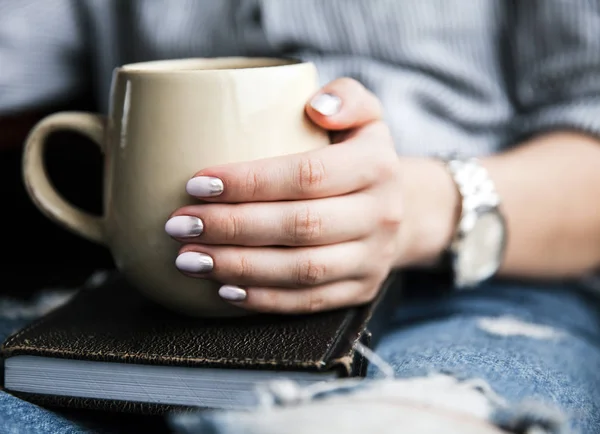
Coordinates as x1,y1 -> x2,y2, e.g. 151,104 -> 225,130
394,157 -> 461,268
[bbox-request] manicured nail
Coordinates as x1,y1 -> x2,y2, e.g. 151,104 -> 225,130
218,285 -> 247,302
186,176 -> 224,197
175,252 -> 214,273
165,216 -> 203,238
310,93 -> 342,116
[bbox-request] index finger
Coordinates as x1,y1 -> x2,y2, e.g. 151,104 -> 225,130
186,123 -> 395,203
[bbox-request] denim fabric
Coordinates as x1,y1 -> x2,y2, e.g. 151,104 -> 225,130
1,277 -> 599,434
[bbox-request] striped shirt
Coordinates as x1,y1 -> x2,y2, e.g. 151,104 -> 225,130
2,0 -> 600,159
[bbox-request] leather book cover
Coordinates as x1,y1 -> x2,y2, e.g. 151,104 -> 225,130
1,272 -> 400,414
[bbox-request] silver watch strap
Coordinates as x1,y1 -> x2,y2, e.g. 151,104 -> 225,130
445,157 -> 501,233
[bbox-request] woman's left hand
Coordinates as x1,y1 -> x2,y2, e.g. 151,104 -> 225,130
165,78 -> 403,314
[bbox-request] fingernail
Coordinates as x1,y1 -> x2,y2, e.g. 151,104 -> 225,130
310,93 -> 342,116
165,216 -> 204,238
186,176 -> 224,197
218,285 -> 247,302
175,251 -> 214,273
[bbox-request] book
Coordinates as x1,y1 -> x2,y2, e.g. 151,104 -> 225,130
1,272 -> 400,414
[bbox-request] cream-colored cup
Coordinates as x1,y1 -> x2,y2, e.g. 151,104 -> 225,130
22,57 -> 329,317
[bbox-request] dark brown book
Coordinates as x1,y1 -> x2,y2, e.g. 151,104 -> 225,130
1,272 -> 400,414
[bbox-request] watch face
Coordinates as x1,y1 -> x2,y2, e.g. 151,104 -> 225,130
455,208 -> 506,287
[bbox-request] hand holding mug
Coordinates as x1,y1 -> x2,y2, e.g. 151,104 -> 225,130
167,78 -> 403,314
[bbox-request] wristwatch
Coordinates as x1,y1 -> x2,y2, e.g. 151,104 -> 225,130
440,154 -> 507,288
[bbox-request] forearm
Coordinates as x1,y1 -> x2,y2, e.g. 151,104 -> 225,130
396,131 -> 600,279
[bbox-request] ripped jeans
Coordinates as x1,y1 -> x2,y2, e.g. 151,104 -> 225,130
1,274 -> 599,434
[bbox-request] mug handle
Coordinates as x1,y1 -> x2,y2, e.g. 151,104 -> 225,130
22,112 -> 107,245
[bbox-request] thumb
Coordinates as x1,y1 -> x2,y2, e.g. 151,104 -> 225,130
306,77 -> 383,131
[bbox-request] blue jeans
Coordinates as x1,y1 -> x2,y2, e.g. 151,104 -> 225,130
1,275 -> 599,434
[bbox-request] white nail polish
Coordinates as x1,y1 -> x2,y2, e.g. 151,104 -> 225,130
186,176 -> 224,197
218,285 -> 247,302
310,93 -> 342,116
175,252 -> 214,273
165,216 -> 203,238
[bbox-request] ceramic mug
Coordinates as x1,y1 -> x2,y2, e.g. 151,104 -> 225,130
22,57 -> 329,317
